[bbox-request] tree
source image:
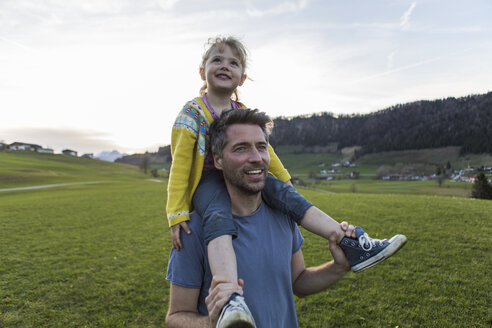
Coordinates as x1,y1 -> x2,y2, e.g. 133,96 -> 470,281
471,173 -> 492,200
139,154 -> 150,174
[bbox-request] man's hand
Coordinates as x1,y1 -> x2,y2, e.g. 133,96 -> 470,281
171,221 -> 191,251
205,278 -> 244,327
328,221 -> 353,272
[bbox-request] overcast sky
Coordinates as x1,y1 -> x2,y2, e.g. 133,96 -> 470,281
1,0 -> 491,155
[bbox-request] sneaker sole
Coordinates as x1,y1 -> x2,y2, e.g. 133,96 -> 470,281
218,311 -> 256,328
351,234 -> 407,273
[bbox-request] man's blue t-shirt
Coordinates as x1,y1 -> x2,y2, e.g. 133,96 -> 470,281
166,202 -> 304,328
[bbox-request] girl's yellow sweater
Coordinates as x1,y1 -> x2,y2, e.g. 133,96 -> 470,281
166,97 -> 291,227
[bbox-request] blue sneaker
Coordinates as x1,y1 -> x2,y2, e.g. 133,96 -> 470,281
340,227 -> 407,273
216,293 -> 256,328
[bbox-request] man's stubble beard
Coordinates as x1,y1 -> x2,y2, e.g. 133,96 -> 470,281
221,164 -> 267,196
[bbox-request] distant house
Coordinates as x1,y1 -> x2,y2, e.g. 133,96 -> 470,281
62,149 -> 77,156
82,153 -> 94,159
0,142 -> 8,150
348,171 -> 360,179
9,142 -> 42,152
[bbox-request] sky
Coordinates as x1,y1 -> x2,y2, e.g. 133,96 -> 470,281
1,0 -> 491,155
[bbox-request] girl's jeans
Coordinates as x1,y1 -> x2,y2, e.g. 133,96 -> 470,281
192,170 -> 313,244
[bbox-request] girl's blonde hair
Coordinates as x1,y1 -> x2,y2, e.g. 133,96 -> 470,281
199,36 -> 248,101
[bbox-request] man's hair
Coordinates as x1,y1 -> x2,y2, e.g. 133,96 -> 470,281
210,108 -> 273,158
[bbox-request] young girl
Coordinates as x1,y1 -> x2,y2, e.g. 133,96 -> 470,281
167,36 -> 407,326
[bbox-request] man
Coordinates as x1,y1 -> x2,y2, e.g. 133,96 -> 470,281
165,108 -> 354,327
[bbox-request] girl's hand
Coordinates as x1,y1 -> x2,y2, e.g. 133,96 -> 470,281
340,221 -> 356,239
171,221 -> 191,251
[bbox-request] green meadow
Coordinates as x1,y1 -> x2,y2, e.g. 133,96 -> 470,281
1,151 -> 491,327
0,151 -> 142,189
275,145 -> 492,199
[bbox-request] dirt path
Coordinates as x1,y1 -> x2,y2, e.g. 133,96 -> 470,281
0,181 -> 104,192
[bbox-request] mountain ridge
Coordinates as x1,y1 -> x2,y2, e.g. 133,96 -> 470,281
116,92 -> 492,165
270,92 -> 492,155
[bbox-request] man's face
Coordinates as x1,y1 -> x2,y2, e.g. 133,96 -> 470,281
215,124 -> 270,195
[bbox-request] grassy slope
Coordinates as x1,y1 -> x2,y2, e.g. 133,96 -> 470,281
307,179 -> 474,198
1,153 -> 491,327
0,151 -> 142,189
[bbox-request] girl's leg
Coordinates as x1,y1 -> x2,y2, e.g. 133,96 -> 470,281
262,175 -> 407,273
262,175 -> 345,243
301,206 -> 346,243
193,170 -> 240,292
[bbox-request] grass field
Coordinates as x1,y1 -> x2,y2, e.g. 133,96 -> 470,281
0,151 -> 143,189
303,178 -> 474,198
1,151 -> 491,327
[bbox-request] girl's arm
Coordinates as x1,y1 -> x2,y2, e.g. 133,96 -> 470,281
167,118 -> 198,227
267,144 -> 291,182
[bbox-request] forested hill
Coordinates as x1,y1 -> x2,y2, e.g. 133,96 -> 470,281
116,92 -> 491,166
270,92 -> 492,154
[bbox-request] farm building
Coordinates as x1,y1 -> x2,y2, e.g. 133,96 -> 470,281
62,149 -> 77,156
9,142 -> 42,151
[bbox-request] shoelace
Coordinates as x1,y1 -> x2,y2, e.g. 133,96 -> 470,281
358,233 -> 383,251
227,299 -> 242,310
226,297 -> 249,313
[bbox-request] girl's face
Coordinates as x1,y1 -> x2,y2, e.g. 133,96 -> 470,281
200,44 -> 247,95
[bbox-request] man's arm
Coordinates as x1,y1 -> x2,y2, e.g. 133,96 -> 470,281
166,279 -> 241,328
291,233 -> 350,297
165,284 -> 209,328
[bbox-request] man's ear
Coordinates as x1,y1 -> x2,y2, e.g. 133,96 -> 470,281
239,74 -> 247,86
213,153 -> 223,170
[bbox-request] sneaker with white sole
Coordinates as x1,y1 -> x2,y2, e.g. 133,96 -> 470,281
216,293 -> 256,328
340,227 -> 407,273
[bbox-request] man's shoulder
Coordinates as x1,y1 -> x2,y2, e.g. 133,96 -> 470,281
256,202 -> 304,251
260,202 -> 297,228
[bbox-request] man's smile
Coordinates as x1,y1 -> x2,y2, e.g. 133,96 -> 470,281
244,168 -> 266,180
245,169 -> 263,175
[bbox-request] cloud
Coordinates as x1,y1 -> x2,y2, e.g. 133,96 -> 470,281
353,56 -> 441,84
400,2 -> 417,29
247,0 -> 308,17
1,127 -> 120,154
154,0 -> 180,10
0,35 -> 34,52
387,51 -> 396,70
